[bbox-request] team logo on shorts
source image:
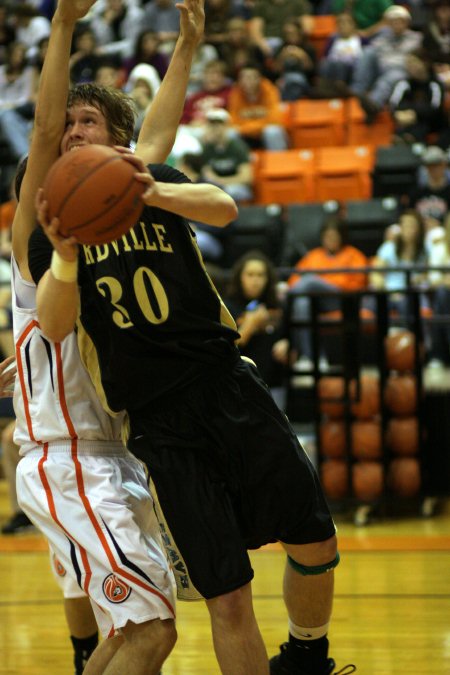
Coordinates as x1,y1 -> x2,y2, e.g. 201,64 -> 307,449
53,554 -> 66,577
102,574 -> 131,603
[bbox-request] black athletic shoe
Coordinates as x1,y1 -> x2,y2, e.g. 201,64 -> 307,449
270,642 -> 356,674
1,511 -> 34,535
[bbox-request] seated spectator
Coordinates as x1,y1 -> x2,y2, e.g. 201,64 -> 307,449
248,0 -> 313,58
204,0 -> 247,53
225,250 -> 283,385
370,208 -> 429,317
93,58 -> 123,87
331,0 -> 392,39
408,145 -> 450,246
0,3 -> 16,64
427,211 -> 450,367
273,218 -> 368,370
186,40 -> 221,95
142,0 -> 181,54
181,59 -> 231,126
271,18 -> 316,100
10,3 -> 50,60
122,29 -> 169,81
316,12 -> 365,97
124,63 -> 161,138
0,41 -> 36,164
179,108 -> 253,202
219,17 -> 266,81
389,54 -> 445,145
228,63 -> 288,149
422,0 -> 450,66
69,26 -> 102,85
350,5 -> 422,123
91,0 -> 144,60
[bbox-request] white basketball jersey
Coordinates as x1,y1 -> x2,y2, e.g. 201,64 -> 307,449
11,257 -> 124,454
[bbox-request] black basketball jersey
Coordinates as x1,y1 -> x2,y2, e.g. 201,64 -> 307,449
29,163 -> 240,413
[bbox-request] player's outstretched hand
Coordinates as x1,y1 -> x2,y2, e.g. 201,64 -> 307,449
54,0 -> 97,23
177,0 -> 205,46
35,189 -> 79,263
0,356 -> 16,398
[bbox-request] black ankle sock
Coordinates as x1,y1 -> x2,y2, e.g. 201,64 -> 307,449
287,634 -> 329,670
71,632 -> 99,674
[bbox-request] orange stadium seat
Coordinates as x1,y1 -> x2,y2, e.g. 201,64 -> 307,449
288,98 -> 346,148
308,15 -> 337,58
256,149 -> 316,205
345,97 -> 394,146
315,145 -> 374,201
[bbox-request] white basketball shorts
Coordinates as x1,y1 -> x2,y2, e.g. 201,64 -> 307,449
17,441 -> 176,638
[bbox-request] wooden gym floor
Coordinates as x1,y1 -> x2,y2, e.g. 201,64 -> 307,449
1,480 -> 450,675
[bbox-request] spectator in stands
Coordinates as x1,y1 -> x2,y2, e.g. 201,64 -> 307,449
181,58 -> 231,124
408,145 -> 450,245
350,5 -> 422,123
92,58 -> 123,87
125,62 -> 161,138
219,17 -> 266,80
123,29 -> 169,81
142,0 -> 181,53
316,12 -> 364,97
69,26 -> 102,85
91,0 -> 144,59
10,3 -> 50,59
331,0 -> 392,39
427,211 -> 450,367
228,63 -> 288,149
179,107 -> 253,201
225,250 -> 283,385
389,53 -> 445,144
248,0 -> 313,58
186,39 -> 221,94
0,2 -> 16,63
271,17 -> 316,100
370,208 -> 429,316
204,0 -> 247,53
273,218 -> 368,371
0,42 -> 36,164
422,0 -> 450,65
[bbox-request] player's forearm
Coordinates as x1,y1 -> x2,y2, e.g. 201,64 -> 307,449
136,37 -> 198,164
36,270 -> 78,342
148,183 -> 238,227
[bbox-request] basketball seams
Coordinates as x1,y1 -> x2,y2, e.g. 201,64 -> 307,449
64,173 -> 141,238
49,155 -> 123,221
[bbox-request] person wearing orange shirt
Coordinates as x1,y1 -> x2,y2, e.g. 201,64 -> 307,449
273,218 -> 368,370
228,63 -> 288,149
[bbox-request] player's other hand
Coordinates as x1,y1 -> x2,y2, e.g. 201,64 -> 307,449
0,356 -> 16,398
177,0 -> 205,46
35,189 -> 79,263
54,0 -> 97,23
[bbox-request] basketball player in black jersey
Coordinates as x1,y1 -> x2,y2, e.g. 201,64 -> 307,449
29,16 -> 354,675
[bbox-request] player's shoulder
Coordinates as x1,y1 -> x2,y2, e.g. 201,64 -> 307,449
148,163 -> 191,185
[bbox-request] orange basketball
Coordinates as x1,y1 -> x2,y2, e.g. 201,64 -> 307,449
351,420 -> 382,460
42,144 -> 145,245
350,374 -> 380,419
320,460 -> 349,499
352,461 -> 384,501
384,374 -> 417,416
388,457 -> 421,497
385,330 -> 417,372
319,420 -> 347,459
318,377 -> 345,419
386,417 -> 419,455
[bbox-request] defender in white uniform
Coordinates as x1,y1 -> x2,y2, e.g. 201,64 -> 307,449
13,256 -> 175,639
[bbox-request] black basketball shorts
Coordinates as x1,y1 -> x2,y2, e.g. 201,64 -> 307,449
128,358 -> 336,600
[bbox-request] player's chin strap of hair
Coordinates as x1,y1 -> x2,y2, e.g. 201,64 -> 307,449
287,552 -> 340,576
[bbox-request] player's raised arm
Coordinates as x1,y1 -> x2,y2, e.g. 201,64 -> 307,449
12,0 -> 97,280
134,0 -> 205,165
